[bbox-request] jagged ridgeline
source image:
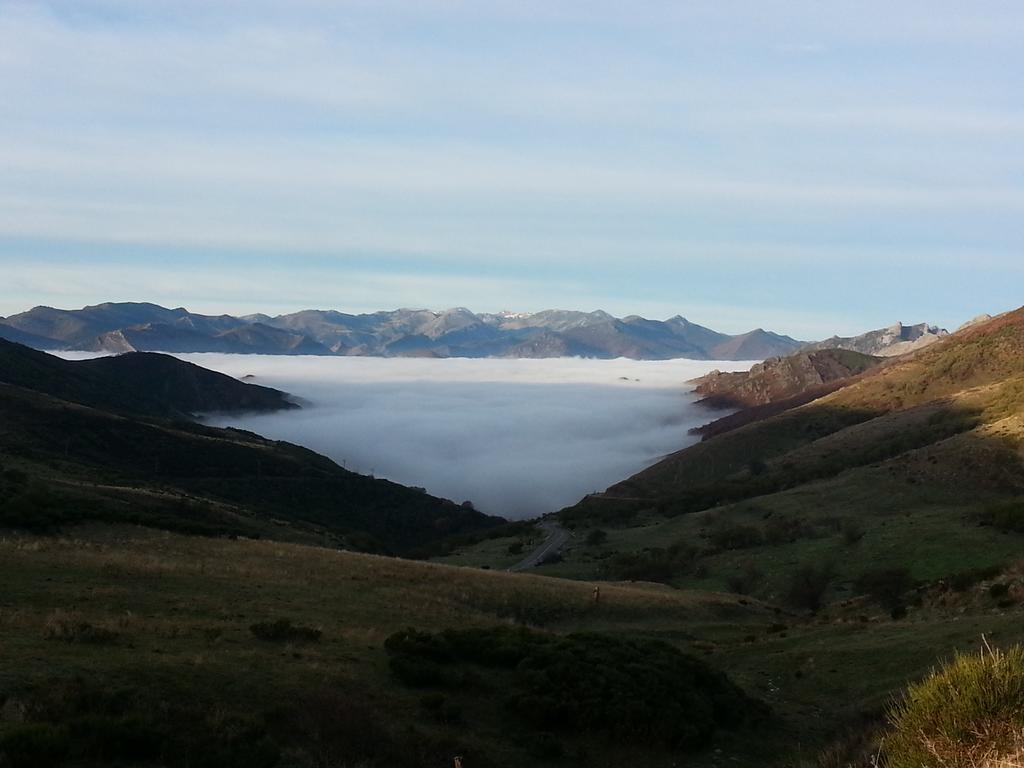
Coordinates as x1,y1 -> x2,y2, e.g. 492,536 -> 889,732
0,301 -> 805,359
0,339 -> 503,552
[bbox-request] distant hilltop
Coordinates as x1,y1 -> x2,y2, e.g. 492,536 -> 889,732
0,301 -> 945,362
802,321 -> 948,357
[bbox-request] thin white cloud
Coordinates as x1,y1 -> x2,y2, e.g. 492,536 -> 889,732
1,1 -> 1021,335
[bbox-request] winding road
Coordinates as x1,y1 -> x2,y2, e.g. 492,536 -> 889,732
507,521 -> 571,572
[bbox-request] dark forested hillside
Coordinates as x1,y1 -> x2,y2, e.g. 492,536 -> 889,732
0,340 -> 502,552
0,338 -> 295,418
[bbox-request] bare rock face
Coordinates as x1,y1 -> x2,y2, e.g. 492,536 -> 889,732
957,314 -> 994,332
691,349 -> 884,409
803,322 -> 948,357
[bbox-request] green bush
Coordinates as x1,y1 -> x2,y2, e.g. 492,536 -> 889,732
385,625 -> 765,750
785,562 -> 835,613
605,542 -> 698,584
987,501 -> 1024,533
990,582 -> 1010,599
585,529 -> 608,546
854,567 -> 915,610
726,559 -> 765,596
884,644 -> 1024,767
948,565 -> 1002,592
708,523 -> 764,551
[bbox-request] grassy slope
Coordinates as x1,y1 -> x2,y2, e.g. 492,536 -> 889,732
603,308 -> 1024,499
0,526 -> 777,768
554,308 -> 1024,548
441,310 -> 1024,758
0,383 -> 502,554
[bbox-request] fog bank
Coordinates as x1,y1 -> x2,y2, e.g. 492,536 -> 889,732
58,358 -> 737,520
184,356 -> 751,519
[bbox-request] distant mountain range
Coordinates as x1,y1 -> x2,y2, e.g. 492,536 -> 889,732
0,302 -> 948,361
0,302 -> 801,360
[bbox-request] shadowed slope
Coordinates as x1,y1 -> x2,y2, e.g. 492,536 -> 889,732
0,338 -> 295,418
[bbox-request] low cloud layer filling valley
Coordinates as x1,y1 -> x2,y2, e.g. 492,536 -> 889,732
177,355 -> 748,519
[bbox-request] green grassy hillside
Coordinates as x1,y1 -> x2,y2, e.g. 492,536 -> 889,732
0,527 -> 775,768
532,310 -> 1024,609
4,527 -> 1024,767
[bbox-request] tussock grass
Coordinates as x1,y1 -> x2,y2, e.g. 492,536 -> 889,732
43,609 -> 125,645
885,642 -> 1024,768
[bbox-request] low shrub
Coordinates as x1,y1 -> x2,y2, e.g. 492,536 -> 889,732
708,523 -> 764,551
384,625 -> 765,750
585,529 -> 608,546
884,643 -> 1024,767
249,619 -> 321,643
785,562 -> 835,613
990,582 -> 1010,599
948,565 -> 1003,592
605,542 -> 698,584
726,559 -> 765,596
854,567 -> 915,610
984,501 -> 1024,533
764,515 -> 809,545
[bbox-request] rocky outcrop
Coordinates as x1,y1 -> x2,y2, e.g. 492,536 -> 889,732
802,322 -> 948,357
691,349 -> 884,410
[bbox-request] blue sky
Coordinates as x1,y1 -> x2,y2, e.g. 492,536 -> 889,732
0,1 -> 1021,338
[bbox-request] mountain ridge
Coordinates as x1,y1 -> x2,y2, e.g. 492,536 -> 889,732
1,302 -> 805,361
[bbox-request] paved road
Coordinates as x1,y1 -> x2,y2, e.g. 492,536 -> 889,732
507,521 -> 571,572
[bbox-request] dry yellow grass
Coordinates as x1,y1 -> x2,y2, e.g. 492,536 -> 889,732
0,525 -> 772,651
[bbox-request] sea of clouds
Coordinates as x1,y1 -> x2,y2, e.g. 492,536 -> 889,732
153,354 -> 750,520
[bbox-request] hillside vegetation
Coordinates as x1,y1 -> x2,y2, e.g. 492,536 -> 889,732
0,339 -> 295,418
541,310 -> 1024,605
0,527 -> 773,768
6,526 -> 1024,767
427,309 -> 1024,758
562,308 -> 1024,526
0,341 -> 501,553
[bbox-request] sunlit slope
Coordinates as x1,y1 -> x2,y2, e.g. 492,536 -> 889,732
562,307 -> 1024,523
